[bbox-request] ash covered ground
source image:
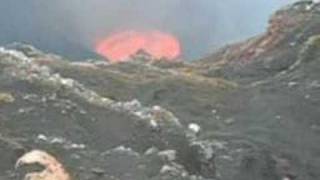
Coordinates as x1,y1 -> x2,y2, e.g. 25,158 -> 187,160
1,1 -> 320,180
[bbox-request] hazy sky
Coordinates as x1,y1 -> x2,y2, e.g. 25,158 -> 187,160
0,0 -> 297,60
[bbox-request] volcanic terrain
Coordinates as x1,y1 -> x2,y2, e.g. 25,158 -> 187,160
1,1 -> 320,180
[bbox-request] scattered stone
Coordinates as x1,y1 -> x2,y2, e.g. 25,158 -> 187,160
70,144 -> 86,149
211,109 -> 217,114
224,118 -> 235,125
159,163 -> 185,176
36,134 -> 86,150
37,134 -> 48,141
288,82 -> 298,88
0,92 -> 15,104
18,107 -> 35,114
188,123 -> 201,134
158,150 -> 177,162
190,140 -> 215,160
91,167 -> 105,176
103,146 -> 140,157
309,80 -> 320,88
144,147 -> 159,155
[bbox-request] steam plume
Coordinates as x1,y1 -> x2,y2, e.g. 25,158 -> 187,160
0,0 -> 297,60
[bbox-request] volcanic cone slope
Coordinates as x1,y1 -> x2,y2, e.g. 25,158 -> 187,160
1,1 -> 320,180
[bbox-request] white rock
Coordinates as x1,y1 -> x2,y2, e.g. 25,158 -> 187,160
160,165 -> 174,174
188,123 -> 201,134
152,105 -> 162,111
37,134 -> 48,141
60,78 -> 74,87
211,109 -> 217,114
50,137 -> 65,144
108,145 -> 140,157
158,150 -> 177,161
150,119 -> 158,128
288,81 -> 298,87
144,147 -> 159,155
70,143 -> 86,149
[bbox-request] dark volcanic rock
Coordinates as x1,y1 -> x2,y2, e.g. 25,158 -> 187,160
1,1 -> 320,180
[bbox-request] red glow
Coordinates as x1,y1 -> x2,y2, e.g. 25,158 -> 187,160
95,30 -> 181,62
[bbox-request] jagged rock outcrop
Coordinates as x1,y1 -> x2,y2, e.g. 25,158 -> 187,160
198,0 -> 320,83
16,150 -> 71,180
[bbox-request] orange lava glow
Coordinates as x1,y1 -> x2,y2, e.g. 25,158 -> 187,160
95,30 -> 181,62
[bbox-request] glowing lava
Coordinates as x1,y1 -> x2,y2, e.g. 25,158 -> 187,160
95,30 -> 181,62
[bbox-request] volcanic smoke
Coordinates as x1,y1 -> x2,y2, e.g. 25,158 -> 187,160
95,30 -> 181,62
